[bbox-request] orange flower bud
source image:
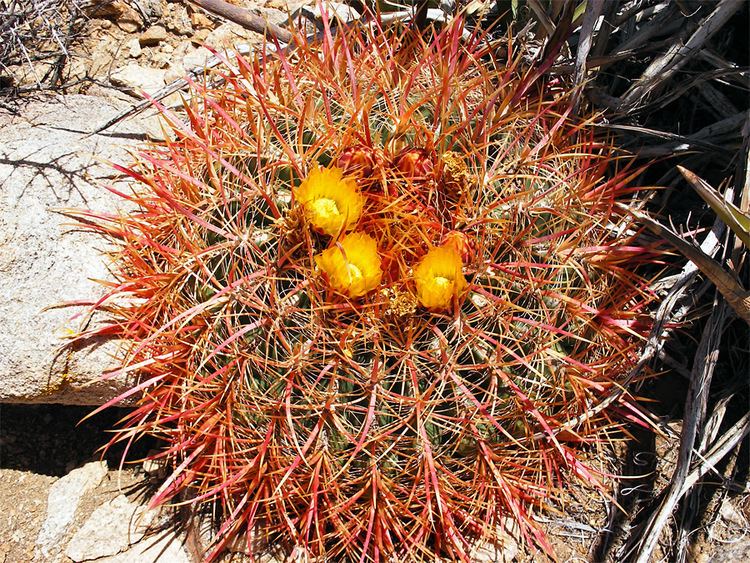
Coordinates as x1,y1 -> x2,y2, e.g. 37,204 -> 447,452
337,145 -> 379,177
392,148 -> 434,178
442,231 -> 475,264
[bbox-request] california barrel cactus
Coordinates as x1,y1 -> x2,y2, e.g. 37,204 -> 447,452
80,14 -> 663,562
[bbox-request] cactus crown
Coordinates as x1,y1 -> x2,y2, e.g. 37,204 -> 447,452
82,15 -> 663,562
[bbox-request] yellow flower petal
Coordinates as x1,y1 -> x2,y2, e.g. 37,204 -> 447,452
294,166 -> 364,236
414,244 -> 467,310
316,233 -> 383,298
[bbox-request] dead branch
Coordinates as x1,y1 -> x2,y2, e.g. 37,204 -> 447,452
619,0 -> 745,110
188,0 -> 293,44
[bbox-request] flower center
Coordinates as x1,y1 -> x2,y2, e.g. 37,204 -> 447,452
346,263 -> 363,285
311,197 -> 341,222
433,276 -> 452,289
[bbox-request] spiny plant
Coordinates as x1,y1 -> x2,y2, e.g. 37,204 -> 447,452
76,12 -> 665,562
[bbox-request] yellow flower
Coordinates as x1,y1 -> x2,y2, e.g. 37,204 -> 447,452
413,243 -> 467,311
294,166 -> 364,237
316,233 -> 382,298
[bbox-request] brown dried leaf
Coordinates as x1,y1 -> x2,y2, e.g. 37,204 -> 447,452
628,207 -> 750,324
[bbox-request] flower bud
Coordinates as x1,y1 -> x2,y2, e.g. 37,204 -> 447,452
441,231 -> 475,264
337,145 -> 379,177
392,148 -> 434,179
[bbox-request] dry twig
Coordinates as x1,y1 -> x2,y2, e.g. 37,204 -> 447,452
618,0 -> 744,110
188,0 -> 293,44
629,299 -> 729,563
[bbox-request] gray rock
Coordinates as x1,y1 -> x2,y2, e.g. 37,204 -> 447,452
34,461 -> 108,560
65,494 -> 156,561
139,0 -> 164,21
110,62 -> 167,94
166,5 -> 194,36
95,530 -> 192,563
0,94 -> 159,404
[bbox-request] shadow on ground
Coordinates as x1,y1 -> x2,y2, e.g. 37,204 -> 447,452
0,404 -> 156,477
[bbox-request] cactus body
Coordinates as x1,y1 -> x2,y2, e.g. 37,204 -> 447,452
83,17 -> 663,562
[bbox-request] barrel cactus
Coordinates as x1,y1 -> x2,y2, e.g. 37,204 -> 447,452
80,15 -> 662,562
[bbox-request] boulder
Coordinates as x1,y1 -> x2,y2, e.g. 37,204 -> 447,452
65,494 -> 157,561
35,461 -> 109,560
0,94 -> 158,404
110,62 -> 167,93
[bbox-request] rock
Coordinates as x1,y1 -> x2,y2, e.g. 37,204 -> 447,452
163,41 -> 191,82
190,28 -> 210,46
139,0 -> 164,21
304,1 -> 361,23
719,498 -> 748,527
205,23 -> 253,50
166,5 -> 194,36
269,0 -> 309,12
152,51 -> 173,69
1,470 -> 57,563
709,538 -> 750,562
471,540 -> 518,563
86,35 -> 121,78
266,0 -> 290,9
86,0 -> 148,30
141,456 -> 167,477
110,63 -> 166,93
65,494 -> 157,561
164,63 -> 186,84
128,38 -> 142,58
190,11 -> 214,30
115,5 -> 144,33
82,0 -> 127,19
117,20 -> 142,33
183,46 -> 213,70
196,11 -> 291,51
260,7 -> 293,27
35,461 -> 108,560
0,94 -> 161,404
139,25 -> 169,47
95,531 -> 192,563
470,519 -> 520,563
5,61 -> 54,90
65,58 -> 90,83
